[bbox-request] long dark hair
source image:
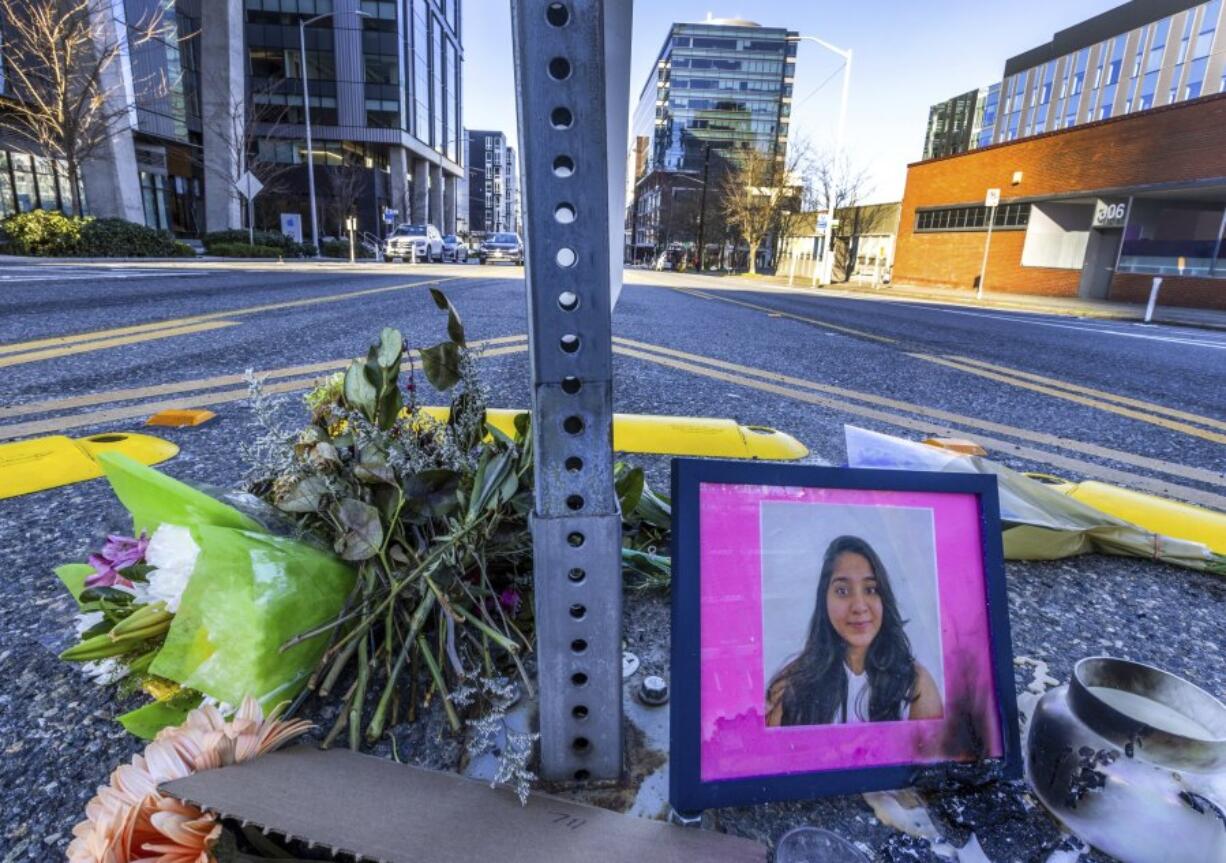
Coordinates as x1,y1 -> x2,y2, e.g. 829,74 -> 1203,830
768,535 -> 917,725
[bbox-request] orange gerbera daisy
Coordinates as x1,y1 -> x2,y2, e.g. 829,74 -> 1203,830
69,696 -> 311,863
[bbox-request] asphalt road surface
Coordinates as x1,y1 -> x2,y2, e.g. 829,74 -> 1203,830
2,260 -> 1224,860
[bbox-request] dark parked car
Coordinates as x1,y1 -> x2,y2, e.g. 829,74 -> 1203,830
479,233 -> 524,266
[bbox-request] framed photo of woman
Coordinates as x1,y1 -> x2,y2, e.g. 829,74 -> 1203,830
669,458 -> 1020,813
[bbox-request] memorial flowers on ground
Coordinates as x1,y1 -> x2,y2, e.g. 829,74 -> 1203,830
55,291 -> 672,833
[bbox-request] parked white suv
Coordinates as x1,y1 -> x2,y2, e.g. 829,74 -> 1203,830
384,224 -> 443,262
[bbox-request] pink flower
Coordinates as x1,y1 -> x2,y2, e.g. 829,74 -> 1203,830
498,588 -> 521,613
85,533 -> 149,589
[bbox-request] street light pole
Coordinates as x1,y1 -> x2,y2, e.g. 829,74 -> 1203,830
299,10 -> 369,256
794,35 -> 852,287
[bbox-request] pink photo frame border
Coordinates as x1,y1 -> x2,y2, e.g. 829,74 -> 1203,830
698,482 -> 1005,782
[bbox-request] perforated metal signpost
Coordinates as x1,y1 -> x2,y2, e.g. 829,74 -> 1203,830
511,0 -> 631,782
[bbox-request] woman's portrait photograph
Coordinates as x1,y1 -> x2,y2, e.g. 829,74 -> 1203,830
671,463 -> 1018,810
760,503 -> 946,729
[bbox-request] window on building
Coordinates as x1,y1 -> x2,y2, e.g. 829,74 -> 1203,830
0,153 -> 13,218
11,153 -> 35,212
1119,198 -> 1226,275
915,203 -> 1031,232
1185,0 -> 1220,99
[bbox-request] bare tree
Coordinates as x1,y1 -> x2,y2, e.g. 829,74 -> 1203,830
201,75 -> 297,235
0,0 -> 164,216
326,160 -> 367,238
720,143 -> 810,275
810,151 -> 879,281
810,150 -> 873,224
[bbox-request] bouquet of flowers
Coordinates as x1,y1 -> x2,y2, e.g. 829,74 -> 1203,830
56,453 -> 355,737
57,289 -> 670,758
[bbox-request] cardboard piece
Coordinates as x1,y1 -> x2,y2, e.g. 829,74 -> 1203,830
161,746 -> 766,863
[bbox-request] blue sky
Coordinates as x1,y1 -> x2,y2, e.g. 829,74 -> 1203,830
463,0 -> 1123,201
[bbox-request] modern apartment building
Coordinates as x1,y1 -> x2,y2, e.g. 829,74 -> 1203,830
466,129 -> 518,235
626,17 -> 797,261
896,0 -> 1226,309
988,0 -> 1224,144
0,0 -> 463,239
922,85 -> 999,159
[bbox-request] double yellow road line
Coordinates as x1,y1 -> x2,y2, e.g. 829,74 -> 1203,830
0,276 -> 458,368
0,335 -> 528,441
681,287 -> 1226,448
609,337 -> 1226,510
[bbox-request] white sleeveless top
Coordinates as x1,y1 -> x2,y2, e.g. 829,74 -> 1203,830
836,664 -> 911,724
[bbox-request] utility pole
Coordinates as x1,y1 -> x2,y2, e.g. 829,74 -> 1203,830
695,143 -> 711,272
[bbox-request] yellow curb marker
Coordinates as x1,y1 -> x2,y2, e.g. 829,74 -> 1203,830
0,432 -> 178,499
419,406 -> 808,460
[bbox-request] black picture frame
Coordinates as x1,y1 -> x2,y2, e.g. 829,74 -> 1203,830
669,458 -> 1020,814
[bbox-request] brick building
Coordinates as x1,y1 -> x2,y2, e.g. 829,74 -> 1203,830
894,92 -> 1226,309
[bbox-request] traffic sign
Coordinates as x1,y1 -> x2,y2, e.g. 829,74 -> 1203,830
383,208 -> 398,223
985,188 -> 1001,208
236,170 -> 263,200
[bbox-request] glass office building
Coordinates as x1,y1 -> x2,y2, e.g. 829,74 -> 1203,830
922,84 -> 999,159
244,0 -> 463,235
627,18 -> 797,261
630,19 -> 797,181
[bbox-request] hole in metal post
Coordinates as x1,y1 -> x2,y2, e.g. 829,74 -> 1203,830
566,494 -> 584,511
551,107 -> 573,129
565,455 -> 583,471
568,567 -> 586,583
562,415 -> 584,434
554,203 -> 576,223
561,375 -> 582,394
572,704 -> 589,719
571,638 -> 587,653
548,57 -> 572,80
572,737 -> 591,753
552,155 -> 575,177
571,671 -> 589,685
567,531 -> 585,547
569,603 -> 587,620
558,290 -> 578,309
574,769 -> 590,781
556,247 -> 577,267
560,334 -> 580,353
546,2 -> 569,26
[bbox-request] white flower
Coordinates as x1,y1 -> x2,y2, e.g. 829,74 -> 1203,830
130,525 -> 200,613
199,695 -> 236,718
73,611 -> 104,637
80,659 -> 129,685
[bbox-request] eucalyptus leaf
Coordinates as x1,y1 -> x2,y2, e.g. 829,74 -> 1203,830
354,460 -> 396,485
376,327 -> 405,367
403,469 -> 461,519
275,474 -> 332,513
334,498 -> 385,561
429,288 -> 466,346
420,341 -> 462,391
468,450 -> 513,520
343,360 -> 377,416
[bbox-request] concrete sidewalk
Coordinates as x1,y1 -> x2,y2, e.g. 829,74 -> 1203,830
692,270 -> 1226,332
